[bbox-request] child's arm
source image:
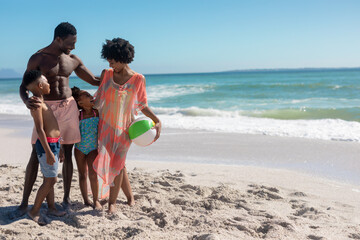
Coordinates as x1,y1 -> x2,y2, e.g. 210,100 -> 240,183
31,107 -> 56,165
141,107 -> 161,141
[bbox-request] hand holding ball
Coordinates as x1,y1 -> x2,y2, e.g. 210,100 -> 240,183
129,117 -> 157,146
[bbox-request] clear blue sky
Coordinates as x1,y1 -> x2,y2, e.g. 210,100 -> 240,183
0,0 -> 359,76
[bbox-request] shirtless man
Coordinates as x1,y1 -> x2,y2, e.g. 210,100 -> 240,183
11,22 -> 99,218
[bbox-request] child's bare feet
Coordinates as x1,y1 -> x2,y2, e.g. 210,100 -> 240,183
127,197 -> 135,207
47,208 -> 66,217
94,200 -> 103,210
107,203 -> 116,214
27,211 -> 47,226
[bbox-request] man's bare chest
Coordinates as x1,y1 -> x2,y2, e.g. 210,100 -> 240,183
39,55 -> 77,78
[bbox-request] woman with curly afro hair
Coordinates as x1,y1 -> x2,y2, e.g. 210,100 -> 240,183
93,38 -> 161,214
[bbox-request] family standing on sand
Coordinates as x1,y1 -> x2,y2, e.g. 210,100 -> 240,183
10,22 -> 161,225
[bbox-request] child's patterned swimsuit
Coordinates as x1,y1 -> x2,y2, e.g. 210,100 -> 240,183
75,110 -> 99,155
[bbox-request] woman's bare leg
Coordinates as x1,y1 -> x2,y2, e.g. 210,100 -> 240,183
108,169 -> 124,214
121,167 -> 135,206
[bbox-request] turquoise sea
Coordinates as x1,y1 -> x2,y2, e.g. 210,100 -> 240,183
1,68 -> 360,141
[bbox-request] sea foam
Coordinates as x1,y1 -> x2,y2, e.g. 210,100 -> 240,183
2,103 -> 360,141
151,107 -> 360,142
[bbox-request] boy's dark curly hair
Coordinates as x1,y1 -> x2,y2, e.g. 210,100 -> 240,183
23,70 -> 42,88
54,22 -> 77,40
101,38 -> 135,63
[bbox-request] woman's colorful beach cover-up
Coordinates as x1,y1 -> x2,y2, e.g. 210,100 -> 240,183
93,69 -> 147,197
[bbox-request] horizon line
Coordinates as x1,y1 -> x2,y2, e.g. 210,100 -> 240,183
1,66 -> 360,79
144,66 -> 360,75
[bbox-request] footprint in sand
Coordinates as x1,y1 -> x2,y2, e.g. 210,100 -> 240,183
0,164 -> 18,169
235,202 -> 251,212
209,185 -> 241,203
0,186 -> 10,191
106,212 -> 128,221
292,205 -> 328,220
191,215 -> 208,226
192,233 -> 220,240
224,217 -> 250,231
247,184 -> 283,200
289,191 -> 307,197
248,210 -> 274,219
233,217 -> 243,222
122,226 -> 144,238
170,198 -> 188,206
180,184 -> 199,192
267,220 -> 294,231
260,185 -> 280,193
163,172 -> 185,182
1,228 -> 20,236
349,233 -> 360,239
256,222 -> 273,236
202,199 -> 221,211
307,235 -> 325,240
149,211 -> 167,228
153,180 -> 172,187
294,206 -> 317,216
291,201 -> 307,209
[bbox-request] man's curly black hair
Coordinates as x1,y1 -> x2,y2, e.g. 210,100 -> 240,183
101,38 -> 135,64
54,22 -> 77,40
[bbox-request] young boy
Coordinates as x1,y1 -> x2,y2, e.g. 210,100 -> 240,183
23,70 -> 65,225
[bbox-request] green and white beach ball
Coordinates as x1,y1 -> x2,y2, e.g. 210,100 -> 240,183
129,117 -> 156,146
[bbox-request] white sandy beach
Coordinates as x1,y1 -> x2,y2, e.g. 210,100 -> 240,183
0,115 -> 359,239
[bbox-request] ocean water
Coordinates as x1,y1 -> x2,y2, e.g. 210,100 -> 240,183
1,69 -> 360,141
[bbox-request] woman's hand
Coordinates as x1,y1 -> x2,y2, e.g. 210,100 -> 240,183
141,106 -> 161,141
153,121 -> 161,141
